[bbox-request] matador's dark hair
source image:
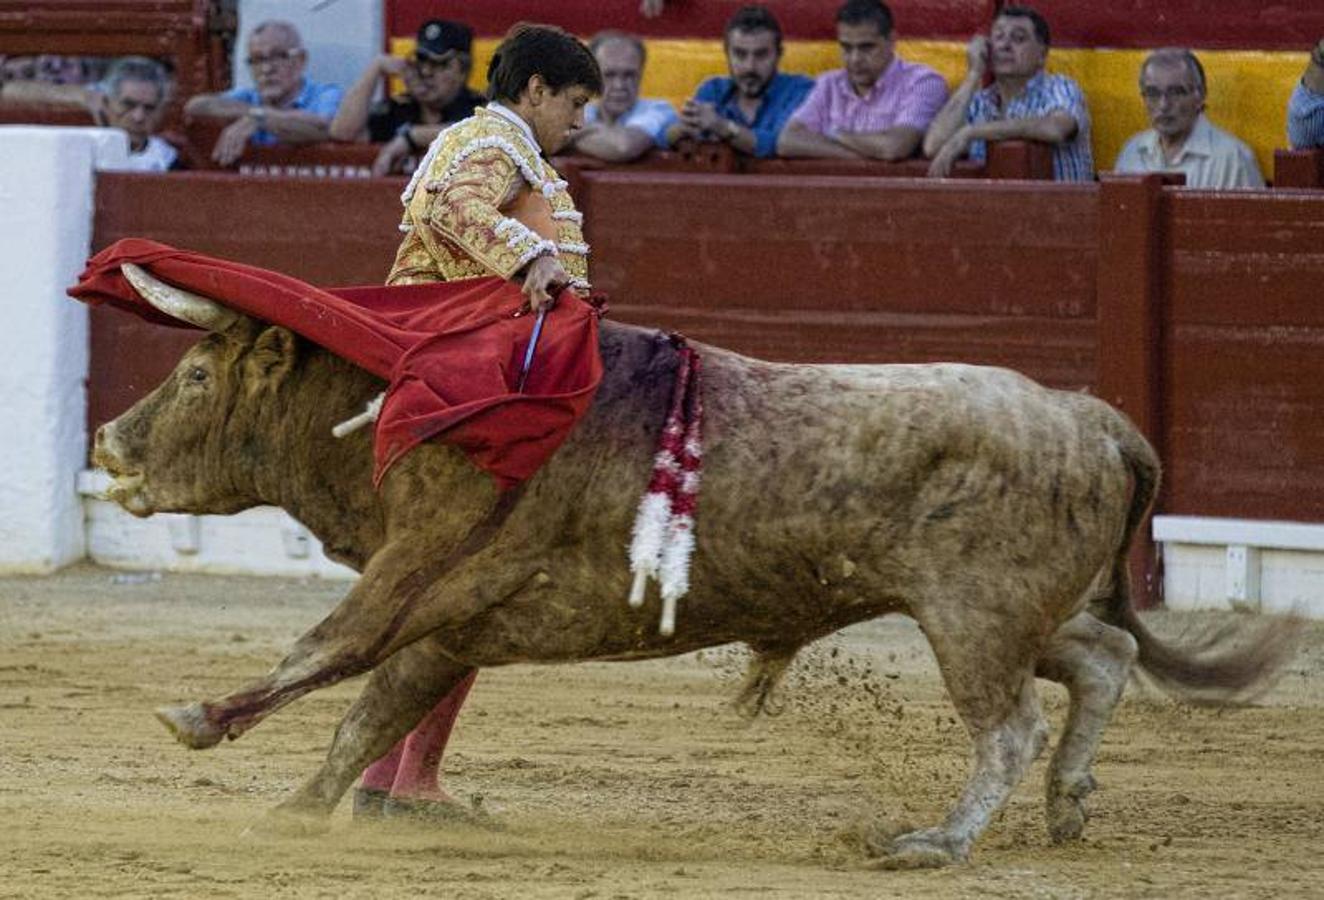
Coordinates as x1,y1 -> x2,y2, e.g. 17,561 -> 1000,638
487,22 -> 603,102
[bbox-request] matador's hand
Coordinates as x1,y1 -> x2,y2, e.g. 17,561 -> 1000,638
521,254 -> 570,313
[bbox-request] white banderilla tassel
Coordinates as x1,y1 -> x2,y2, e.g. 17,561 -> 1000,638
331,392 -> 385,438
627,490 -> 672,608
657,515 -> 695,637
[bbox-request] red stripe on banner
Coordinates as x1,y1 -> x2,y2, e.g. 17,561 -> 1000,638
388,0 -> 1324,50
387,0 -> 989,42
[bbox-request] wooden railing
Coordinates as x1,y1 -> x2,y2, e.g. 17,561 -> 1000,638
1274,149 -> 1324,188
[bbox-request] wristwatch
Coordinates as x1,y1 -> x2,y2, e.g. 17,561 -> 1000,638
724,119 -> 740,142
248,106 -> 267,129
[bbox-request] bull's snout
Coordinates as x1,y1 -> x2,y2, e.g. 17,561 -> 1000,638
92,423 -> 122,474
93,422 -> 152,516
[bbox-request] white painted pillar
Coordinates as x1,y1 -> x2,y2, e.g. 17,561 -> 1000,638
0,126 -> 127,572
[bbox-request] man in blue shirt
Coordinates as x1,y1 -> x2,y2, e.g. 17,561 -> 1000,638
667,5 -> 813,158
568,30 -> 678,162
184,20 -> 343,167
1288,37 -> 1324,150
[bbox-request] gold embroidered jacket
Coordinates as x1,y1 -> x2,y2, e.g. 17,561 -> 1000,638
387,107 -> 590,290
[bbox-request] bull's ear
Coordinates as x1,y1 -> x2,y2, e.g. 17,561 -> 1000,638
244,326 -> 298,390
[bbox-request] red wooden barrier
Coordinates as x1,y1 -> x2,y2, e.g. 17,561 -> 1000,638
1161,189 -> 1324,522
580,171 -> 1097,388
1274,149 -> 1324,189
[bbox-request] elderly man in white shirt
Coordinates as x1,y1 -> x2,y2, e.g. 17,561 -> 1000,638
1114,48 -> 1262,189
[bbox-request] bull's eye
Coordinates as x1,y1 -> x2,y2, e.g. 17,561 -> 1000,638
186,366 -> 209,384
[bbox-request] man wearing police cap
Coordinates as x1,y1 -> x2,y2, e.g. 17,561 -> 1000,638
330,18 -> 485,175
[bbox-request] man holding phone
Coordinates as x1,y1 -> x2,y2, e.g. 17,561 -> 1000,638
923,5 -> 1092,181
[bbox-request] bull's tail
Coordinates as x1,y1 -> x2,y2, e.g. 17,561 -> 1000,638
1101,420 -> 1299,704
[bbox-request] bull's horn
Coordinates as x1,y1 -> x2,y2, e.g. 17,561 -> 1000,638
121,263 -> 249,333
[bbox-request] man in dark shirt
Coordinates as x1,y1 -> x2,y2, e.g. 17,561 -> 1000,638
330,18 -> 484,176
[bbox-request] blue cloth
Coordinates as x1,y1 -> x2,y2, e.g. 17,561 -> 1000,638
692,73 -> 814,157
585,97 -> 679,148
965,72 -> 1094,182
222,78 -> 343,146
1288,81 -> 1324,150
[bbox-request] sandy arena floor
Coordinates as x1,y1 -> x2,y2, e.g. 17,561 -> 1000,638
1,564 -> 1321,898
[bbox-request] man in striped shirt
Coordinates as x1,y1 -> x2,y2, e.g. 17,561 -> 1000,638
923,6 -> 1093,181
778,0 -> 947,160
1287,37 -> 1324,150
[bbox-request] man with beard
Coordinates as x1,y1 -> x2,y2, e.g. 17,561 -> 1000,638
667,5 -> 813,158
1114,49 -> 1262,188
184,20 -> 342,167
329,19 -> 485,176
778,0 -> 947,160
567,31 -> 678,163
923,5 -> 1092,181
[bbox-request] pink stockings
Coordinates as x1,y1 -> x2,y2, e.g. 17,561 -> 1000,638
359,670 -> 477,801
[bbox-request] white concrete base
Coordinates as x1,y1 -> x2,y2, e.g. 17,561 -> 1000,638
73,474 -> 1324,614
79,471 -> 355,580
1155,516 -> 1324,617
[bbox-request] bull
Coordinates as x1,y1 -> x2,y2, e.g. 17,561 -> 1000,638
92,268 -> 1292,869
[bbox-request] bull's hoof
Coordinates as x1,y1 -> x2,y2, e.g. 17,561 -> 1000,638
242,805 -> 331,839
865,827 -> 967,870
1047,773 -> 1097,844
382,795 -> 503,830
154,703 -> 226,750
351,787 -> 389,821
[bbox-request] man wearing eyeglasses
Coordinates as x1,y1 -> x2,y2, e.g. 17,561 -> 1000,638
1114,48 -> 1262,188
330,19 -> 485,176
0,55 -> 180,172
183,20 -> 343,167
923,6 -> 1092,181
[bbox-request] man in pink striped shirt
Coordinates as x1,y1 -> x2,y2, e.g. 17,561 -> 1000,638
778,0 -> 948,160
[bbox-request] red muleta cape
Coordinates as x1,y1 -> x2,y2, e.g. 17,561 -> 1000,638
69,238 -> 603,490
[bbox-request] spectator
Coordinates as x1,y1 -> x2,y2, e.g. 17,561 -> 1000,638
778,0 -> 947,160
566,31 -> 677,162
667,5 -> 813,158
329,18 -> 484,177
1114,49 -> 1262,188
923,6 -> 1092,181
0,54 -> 93,85
183,20 -> 342,167
1287,37 -> 1324,149
0,55 -> 37,82
0,56 -> 181,172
